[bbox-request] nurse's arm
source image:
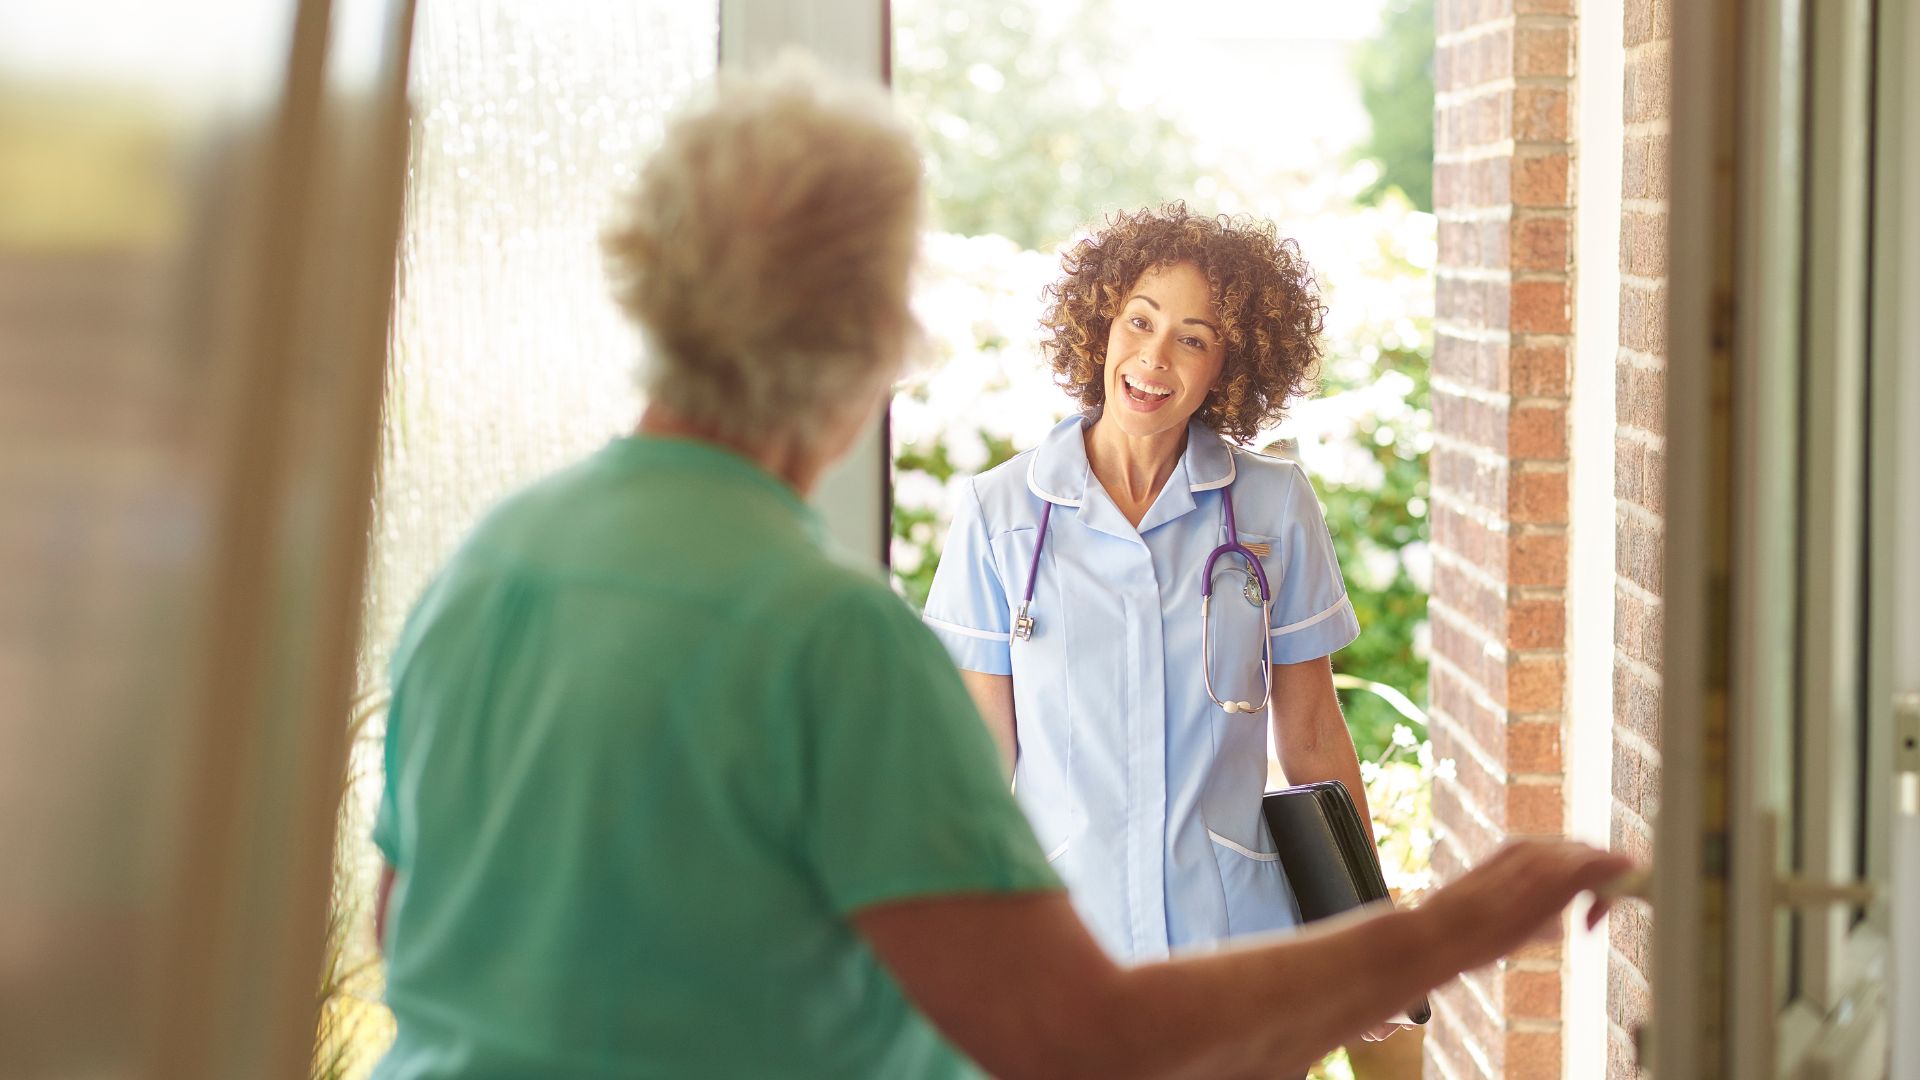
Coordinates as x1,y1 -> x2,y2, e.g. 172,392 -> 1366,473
958,670 -> 1017,777
1269,657 -> 1377,831
853,840 -> 1631,1080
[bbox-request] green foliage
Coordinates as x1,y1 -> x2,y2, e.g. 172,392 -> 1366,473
891,0 -> 1202,249
1313,341 -> 1430,759
892,425 -> 1021,611
1351,0 -> 1435,213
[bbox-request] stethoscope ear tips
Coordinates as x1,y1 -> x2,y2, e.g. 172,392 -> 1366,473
1221,701 -> 1255,715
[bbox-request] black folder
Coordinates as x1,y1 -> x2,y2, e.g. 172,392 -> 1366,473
1261,780 -> 1432,1025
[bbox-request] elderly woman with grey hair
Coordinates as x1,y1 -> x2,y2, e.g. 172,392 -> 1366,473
368,61 -> 1630,1079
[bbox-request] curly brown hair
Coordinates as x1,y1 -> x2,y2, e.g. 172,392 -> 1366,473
1038,203 -> 1327,444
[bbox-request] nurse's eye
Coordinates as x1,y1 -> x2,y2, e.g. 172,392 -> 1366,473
1180,335 -> 1207,350
1128,315 -> 1152,331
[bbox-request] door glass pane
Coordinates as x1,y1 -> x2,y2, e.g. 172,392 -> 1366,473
329,1 -> 717,1067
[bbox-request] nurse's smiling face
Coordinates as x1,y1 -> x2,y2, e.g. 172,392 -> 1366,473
1102,261 -> 1227,441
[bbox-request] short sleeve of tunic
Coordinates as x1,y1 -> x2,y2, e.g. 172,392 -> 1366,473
919,478 -> 1013,676
371,569 -> 452,871
796,582 -> 1059,915
1268,465 -> 1363,665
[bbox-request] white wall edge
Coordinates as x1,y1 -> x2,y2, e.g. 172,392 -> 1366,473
1566,0 -> 1625,1076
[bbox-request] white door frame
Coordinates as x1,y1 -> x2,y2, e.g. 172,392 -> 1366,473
1651,0 -> 1733,1073
718,0 -> 893,566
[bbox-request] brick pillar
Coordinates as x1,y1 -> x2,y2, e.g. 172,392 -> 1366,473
1428,1 -> 1575,1077
1607,0 -> 1669,1075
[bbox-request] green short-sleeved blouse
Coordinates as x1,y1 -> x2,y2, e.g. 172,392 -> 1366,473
371,436 -> 1060,1079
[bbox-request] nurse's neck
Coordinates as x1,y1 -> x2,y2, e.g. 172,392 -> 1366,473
636,404 -> 829,498
1083,415 -> 1188,528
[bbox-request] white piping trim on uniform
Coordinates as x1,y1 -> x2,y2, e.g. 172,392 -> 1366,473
923,614 -> 1010,642
1206,829 -> 1279,861
1187,444 -> 1238,492
1024,454 -> 1084,507
1269,594 -> 1354,638
1045,838 -> 1072,863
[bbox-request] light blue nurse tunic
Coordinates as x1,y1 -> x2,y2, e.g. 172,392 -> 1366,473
923,412 -> 1361,962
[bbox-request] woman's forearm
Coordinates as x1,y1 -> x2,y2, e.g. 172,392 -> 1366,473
1270,659 -> 1377,827
1275,727 -> 1376,831
1094,904 -> 1456,1079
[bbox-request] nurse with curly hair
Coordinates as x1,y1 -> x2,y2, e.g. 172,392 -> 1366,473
924,204 -> 1383,973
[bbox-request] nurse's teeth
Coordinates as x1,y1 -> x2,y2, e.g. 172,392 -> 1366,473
1124,374 -> 1172,396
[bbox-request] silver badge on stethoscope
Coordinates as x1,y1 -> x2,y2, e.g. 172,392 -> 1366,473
1242,569 -> 1264,608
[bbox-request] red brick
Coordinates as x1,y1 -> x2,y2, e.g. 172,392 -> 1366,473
1613,584 -> 1662,671
1507,717 -> 1564,772
1624,0 -> 1672,47
1514,150 -> 1571,207
1433,500 -> 1508,579
1512,278 -> 1572,334
1515,23 -> 1573,78
1618,279 -> 1667,355
1507,967 -> 1563,1020
1432,826 -> 1471,887
1514,84 -> 1570,142
1439,274 -> 1512,330
1435,388 -> 1510,454
1433,609 -> 1500,693
1508,466 -> 1567,524
1509,400 -> 1567,459
1612,735 -> 1661,826
1608,1027 -> 1643,1080
1434,331 -> 1512,392
1512,213 -> 1570,271
1622,132 -> 1668,202
1508,779 -> 1565,834
1612,662 -> 1661,749
1613,435 -> 1665,515
1432,971 -> 1507,1068
1615,360 -> 1666,437
1439,0 -> 1516,35
1609,798 -> 1656,865
1615,503 -> 1664,592
1435,156 -> 1514,213
1510,340 -> 1570,397
1432,665 -> 1508,764
1453,736 -> 1512,824
1507,595 -> 1565,650
1608,888 -> 1656,973
1508,1028 -> 1564,1077
1623,42 -> 1672,125
1436,557 -> 1508,643
1619,208 -> 1668,278
1506,654 -> 1565,711
1434,443 -> 1510,519
1508,530 -> 1567,587
1607,956 -> 1653,1043
1434,773 -> 1508,865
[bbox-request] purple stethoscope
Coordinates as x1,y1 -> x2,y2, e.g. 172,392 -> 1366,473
1010,483 -> 1275,716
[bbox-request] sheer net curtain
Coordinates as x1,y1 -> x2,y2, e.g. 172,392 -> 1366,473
326,1 -> 715,1059
360,1 -> 716,686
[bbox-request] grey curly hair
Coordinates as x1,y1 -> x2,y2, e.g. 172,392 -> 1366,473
604,58 -> 924,448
